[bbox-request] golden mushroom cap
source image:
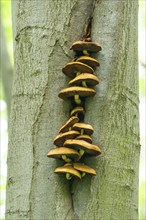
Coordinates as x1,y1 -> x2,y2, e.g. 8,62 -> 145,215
54,130 -> 80,147
73,163 -> 96,175
59,116 -> 79,133
76,134 -> 92,144
47,147 -> 80,161
70,41 -> 102,52
70,106 -> 85,117
54,166 -> 81,179
68,73 -> 99,87
64,139 -> 101,156
62,61 -> 94,78
76,56 -> 100,69
58,86 -> 96,100
72,122 -> 94,135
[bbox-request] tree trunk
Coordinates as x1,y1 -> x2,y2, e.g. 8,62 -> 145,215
6,1 -> 140,220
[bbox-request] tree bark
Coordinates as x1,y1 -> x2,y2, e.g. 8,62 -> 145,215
6,0 -> 140,220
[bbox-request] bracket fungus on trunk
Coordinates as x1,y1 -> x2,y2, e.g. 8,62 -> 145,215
47,33 -> 102,180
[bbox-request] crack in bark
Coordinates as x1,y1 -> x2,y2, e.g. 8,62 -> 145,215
69,180 -> 79,220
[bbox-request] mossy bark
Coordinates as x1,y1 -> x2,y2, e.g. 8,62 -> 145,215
6,0 -> 139,220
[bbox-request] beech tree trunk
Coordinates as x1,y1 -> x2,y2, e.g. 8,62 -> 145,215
6,1 -> 140,220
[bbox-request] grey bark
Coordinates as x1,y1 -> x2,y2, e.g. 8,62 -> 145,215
6,0 -> 140,220
0,23 -> 13,115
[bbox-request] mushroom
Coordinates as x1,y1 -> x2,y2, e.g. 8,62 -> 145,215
54,130 -> 80,147
70,106 -> 85,118
68,73 -> 99,88
47,147 -> 80,162
76,134 -> 92,144
58,86 -> 96,105
54,165 -> 81,180
72,122 -> 94,135
64,139 -> 101,157
73,163 -> 96,177
62,61 -> 93,78
70,40 -> 102,55
59,116 -> 79,133
76,56 -> 100,69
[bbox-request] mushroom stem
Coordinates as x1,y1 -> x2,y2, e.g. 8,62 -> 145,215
74,95 -> 81,104
69,127 -> 72,131
76,71 -> 80,76
83,50 -> 89,56
82,172 -> 86,177
80,129 -> 84,135
82,80 -> 87,87
62,155 -> 72,163
79,149 -> 85,157
66,173 -> 72,180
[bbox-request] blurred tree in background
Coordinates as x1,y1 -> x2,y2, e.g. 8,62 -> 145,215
0,1 -> 145,219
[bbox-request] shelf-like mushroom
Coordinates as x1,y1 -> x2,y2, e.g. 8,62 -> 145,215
76,56 -> 100,69
72,122 -> 94,135
47,147 -> 80,162
54,130 -> 80,147
59,116 -> 79,133
58,86 -> 96,105
70,106 -> 85,118
76,134 -> 92,144
68,73 -> 99,87
54,165 -> 81,180
64,139 -> 101,157
62,61 -> 93,78
70,41 -> 102,55
73,163 -> 96,177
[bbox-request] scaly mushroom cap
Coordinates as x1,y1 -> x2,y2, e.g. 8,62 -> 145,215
64,139 -> 101,156
70,106 -> 85,117
54,130 -> 80,147
70,41 -> 102,53
76,56 -> 100,69
73,163 -> 96,175
62,61 -> 94,78
59,116 -> 79,133
47,147 -> 80,161
72,122 -> 94,135
76,134 -> 92,144
54,166 -> 81,179
58,86 -> 96,100
68,73 -> 99,87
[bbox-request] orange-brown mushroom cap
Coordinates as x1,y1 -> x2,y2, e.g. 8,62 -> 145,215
76,134 -> 92,144
59,116 -> 79,133
70,106 -> 85,117
72,122 -> 94,135
54,166 -> 81,179
54,130 -> 80,147
68,73 -> 99,87
76,56 -> 100,69
64,139 -> 101,156
62,61 -> 94,78
47,147 -> 80,161
73,163 -> 96,175
70,41 -> 102,53
58,86 -> 96,100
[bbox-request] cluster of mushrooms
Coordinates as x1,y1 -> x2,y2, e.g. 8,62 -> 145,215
48,39 -> 102,180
